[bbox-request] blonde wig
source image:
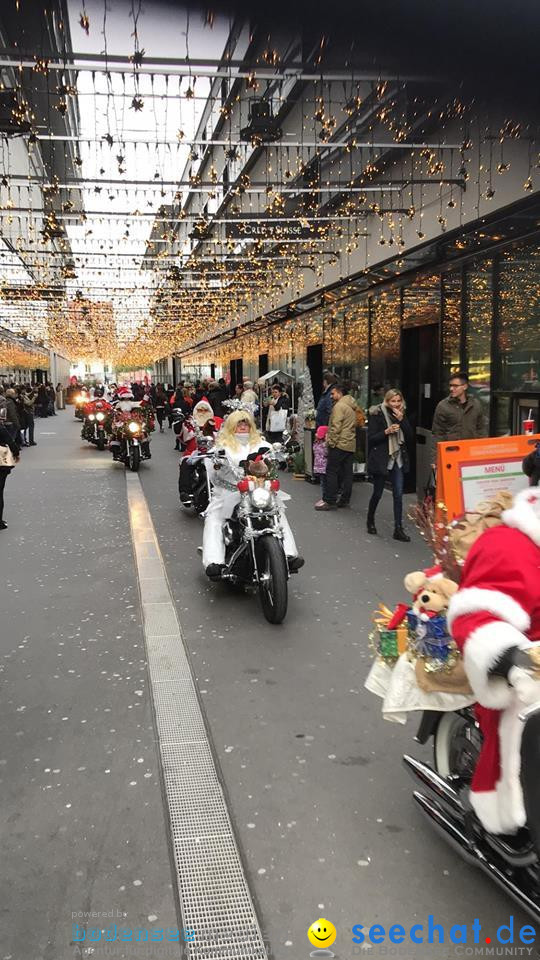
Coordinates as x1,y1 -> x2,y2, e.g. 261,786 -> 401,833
218,409 -> 263,451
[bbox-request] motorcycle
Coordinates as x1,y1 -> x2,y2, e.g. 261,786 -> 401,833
81,401 -> 111,450
209,453 -> 292,624
110,412 -> 151,472
403,646 -> 540,921
82,410 -> 109,449
74,392 -> 89,420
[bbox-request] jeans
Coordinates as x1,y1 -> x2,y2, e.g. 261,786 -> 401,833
325,448 -> 353,505
368,464 -> 404,527
0,469 -> 8,522
26,414 -> 34,443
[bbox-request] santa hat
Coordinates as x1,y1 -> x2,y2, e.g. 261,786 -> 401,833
117,386 -> 133,398
423,564 -> 443,581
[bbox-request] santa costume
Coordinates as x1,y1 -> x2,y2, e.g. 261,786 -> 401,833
448,486 -> 540,834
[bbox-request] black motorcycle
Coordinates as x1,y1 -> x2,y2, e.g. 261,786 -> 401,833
110,416 -> 151,472
404,647 -> 540,921
179,448 -> 212,514
81,410 -> 109,450
209,454 -> 292,624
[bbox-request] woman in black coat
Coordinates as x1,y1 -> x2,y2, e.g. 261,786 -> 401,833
366,388 -> 413,542
0,422 -> 20,529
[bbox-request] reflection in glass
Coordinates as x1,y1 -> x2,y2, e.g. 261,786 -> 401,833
370,288 -> 401,404
499,242 -> 540,392
442,270 -> 462,383
466,259 -> 493,418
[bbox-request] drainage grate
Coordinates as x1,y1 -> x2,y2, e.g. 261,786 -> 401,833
126,475 -> 267,960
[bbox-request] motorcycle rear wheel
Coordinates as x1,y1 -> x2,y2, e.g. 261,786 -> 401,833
257,535 -> 288,624
434,710 -> 480,782
127,446 -> 141,472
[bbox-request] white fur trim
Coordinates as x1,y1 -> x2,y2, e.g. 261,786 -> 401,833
470,790 -> 506,834
503,487 -> 540,548
448,587 -> 530,633
463,621 -> 527,709
496,702 -> 527,832
471,700 -> 526,835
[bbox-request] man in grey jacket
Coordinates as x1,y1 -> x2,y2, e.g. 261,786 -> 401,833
431,372 -> 486,464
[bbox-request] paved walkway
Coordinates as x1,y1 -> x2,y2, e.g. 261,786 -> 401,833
1,412 -> 527,960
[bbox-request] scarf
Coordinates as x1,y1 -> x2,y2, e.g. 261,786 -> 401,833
380,403 -> 404,460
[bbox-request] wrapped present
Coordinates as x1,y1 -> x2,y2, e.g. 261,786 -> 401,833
371,604 -> 411,662
406,611 -> 459,672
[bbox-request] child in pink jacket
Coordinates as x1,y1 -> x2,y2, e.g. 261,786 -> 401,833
313,425 -> 328,498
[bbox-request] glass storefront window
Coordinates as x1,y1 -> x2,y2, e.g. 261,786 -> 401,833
498,242 -> 540,393
442,270 -> 462,383
465,259 -> 493,418
370,288 -> 401,403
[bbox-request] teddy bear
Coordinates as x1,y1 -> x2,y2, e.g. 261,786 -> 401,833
404,564 -> 458,620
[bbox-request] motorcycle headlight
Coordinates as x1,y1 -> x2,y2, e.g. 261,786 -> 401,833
96,412 -> 105,422
128,421 -> 140,433
76,394 -> 83,404
251,487 -> 272,509
88,413 -> 95,421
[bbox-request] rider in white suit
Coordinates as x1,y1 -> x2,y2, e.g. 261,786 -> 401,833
202,409 -> 303,579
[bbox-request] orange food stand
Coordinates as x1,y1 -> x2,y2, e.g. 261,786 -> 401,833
435,434 -> 540,522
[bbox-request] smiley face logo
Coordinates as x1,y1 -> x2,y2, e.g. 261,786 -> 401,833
307,918 -> 337,949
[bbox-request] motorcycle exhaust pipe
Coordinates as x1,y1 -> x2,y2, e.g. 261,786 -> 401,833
412,791 -> 477,864
403,755 -> 464,817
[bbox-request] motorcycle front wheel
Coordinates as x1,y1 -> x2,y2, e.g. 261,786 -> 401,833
97,436 -> 105,451
127,445 -> 141,472
257,535 -> 288,624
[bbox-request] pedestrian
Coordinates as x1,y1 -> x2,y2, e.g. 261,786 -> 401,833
315,371 -> 338,427
154,383 -> 167,432
55,382 -> 65,410
14,387 -> 28,445
313,425 -> 329,499
366,388 -> 413,542
208,378 -> 228,419
36,383 -> 48,417
46,382 -> 56,415
233,382 -> 243,400
431,372 -> 486,465
315,383 -> 358,510
0,421 -> 20,529
3,388 -> 21,441
241,380 -> 258,406
23,386 -> 37,445
265,384 -> 291,442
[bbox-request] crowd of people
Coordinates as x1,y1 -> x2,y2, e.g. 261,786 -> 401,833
0,379 -> 68,529
0,368 -> 489,537
311,370 -> 486,542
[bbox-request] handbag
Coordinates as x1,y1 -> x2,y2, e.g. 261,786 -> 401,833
0,444 -> 16,468
268,406 -> 288,432
423,467 -> 436,508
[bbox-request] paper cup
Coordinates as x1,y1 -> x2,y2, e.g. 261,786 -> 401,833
523,419 -> 535,434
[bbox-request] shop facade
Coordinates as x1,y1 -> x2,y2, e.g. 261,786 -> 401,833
181,201 -> 540,447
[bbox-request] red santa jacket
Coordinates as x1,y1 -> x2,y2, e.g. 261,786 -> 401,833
447,486 -> 540,833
